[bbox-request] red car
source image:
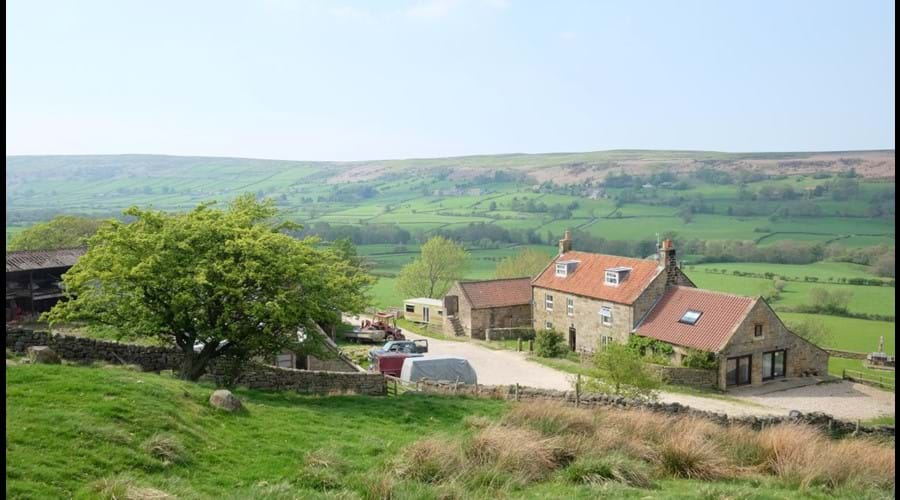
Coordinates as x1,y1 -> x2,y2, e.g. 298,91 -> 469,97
371,351 -> 423,377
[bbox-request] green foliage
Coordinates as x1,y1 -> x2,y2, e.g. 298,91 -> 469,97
626,335 -> 674,361
806,288 -> 853,315
396,236 -> 469,299
587,343 -> 662,400
533,329 -> 566,358
44,195 -> 373,380
495,248 -> 552,279
681,349 -> 718,370
785,317 -> 829,347
8,215 -> 106,251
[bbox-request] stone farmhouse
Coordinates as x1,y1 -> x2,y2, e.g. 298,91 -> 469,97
529,232 -> 828,390
442,278 -> 532,339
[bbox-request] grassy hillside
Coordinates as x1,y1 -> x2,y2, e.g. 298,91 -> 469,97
6,362 -> 895,499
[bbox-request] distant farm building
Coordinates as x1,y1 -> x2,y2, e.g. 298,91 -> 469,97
6,248 -> 85,322
442,278 -> 533,339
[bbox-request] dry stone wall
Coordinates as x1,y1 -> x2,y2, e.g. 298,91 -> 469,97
6,328 -> 385,396
647,364 -> 717,388
414,379 -> 894,439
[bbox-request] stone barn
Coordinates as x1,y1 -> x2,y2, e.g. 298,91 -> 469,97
442,278 -> 533,339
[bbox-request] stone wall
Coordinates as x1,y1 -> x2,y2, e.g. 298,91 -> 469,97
415,379 -> 893,439
7,328 -> 184,371
7,328 -> 385,396
209,363 -> 385,395
825,348 -> 868,360
469,304 -> 532,340
647,364 -> 717,389
718,301 -> 829,390
485,327 -> 536,341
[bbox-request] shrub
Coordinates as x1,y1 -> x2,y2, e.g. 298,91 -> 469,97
141,434 -> 187,465
681,349 -> 717,370
587,343 -> 662,400
534,329 -> 566,358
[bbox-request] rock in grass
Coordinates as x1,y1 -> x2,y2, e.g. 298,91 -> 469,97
209,389 -> 242,412
26,346 -> 61,364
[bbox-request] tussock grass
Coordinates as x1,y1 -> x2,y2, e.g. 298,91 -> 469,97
562,451 -> 653,488
140,433 -> 187,466
90,475 -> 175,500
396,401 -> 895,496
297,448 -> 348,490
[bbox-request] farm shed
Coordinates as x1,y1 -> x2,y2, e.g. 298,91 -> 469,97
403,298 -> 444,326
442,278 -> 532,339
6,248 -> 85,322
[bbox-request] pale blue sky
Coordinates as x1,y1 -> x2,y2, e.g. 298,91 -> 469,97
6,0 -> 895,160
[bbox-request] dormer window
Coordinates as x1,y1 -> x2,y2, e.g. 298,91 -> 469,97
604,266 -> 631,286
679,310 -> 702,325
555,260 -> 579,278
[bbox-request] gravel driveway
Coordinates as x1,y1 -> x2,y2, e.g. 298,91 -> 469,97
356,316 -> 895,420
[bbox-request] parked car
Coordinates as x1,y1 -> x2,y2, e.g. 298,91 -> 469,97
400,356 -> 477,385
368,339 -> 428,364
370,351 -> 424,377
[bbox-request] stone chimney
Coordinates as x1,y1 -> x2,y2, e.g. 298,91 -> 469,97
558,230 -> 572,255
659,239 -> 679,285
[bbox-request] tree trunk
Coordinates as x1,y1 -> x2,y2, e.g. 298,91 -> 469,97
179,350 -> 212,381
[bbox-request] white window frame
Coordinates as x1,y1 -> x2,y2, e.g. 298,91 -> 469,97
600,335 -> 613,350
600,306 -> 612,325
605,271 -> 619,286
545,320 -> 553,330
566,297 -> 574,316
405,304 -> 415,313
545,294 -> 553,311
555,263 -> 568,277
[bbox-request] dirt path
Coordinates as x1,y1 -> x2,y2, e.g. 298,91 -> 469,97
352,316 -> 894,420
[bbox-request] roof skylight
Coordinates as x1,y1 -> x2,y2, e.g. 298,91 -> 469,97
679,310 -> 702,325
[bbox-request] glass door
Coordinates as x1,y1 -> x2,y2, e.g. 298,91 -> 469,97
763,350 -> 785,380
726,355 -> 752,386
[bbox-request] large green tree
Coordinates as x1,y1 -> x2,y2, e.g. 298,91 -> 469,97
495,248 -> 551,279
44,195 -> 373,380
8,215 -> 106,251
396,236 -> 469,299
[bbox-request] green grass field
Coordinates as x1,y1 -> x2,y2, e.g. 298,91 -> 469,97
7,362 -> 891,499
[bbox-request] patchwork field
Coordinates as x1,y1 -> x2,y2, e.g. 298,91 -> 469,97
6,152 -> 896,381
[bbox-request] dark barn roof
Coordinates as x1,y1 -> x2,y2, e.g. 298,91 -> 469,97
6,248 -> 86,273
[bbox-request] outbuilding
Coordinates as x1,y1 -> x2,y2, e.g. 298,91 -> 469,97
442,278 -> 533,339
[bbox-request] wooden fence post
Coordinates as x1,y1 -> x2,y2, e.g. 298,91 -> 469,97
517,338 -> 522,352
842,368 -> 846,379
575,374 -> 581,408
514,383 -> 519,402
528,339 -> 534,352
454,377 -> 460,394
